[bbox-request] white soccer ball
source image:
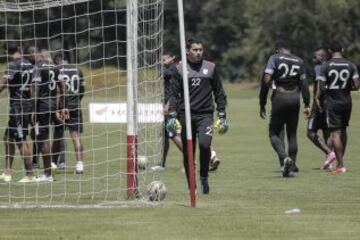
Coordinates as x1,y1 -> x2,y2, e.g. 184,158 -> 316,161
147,180 -> 167,201
137,155 -> 148,170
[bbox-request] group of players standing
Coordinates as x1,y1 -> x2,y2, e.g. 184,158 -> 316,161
260,41 -> 359,177
0,42 -> 85,183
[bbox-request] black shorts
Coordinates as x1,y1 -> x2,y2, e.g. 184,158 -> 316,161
66,108 -> 83,133
326,106 -> 351,129
5,108 -> 31,142
34,111 -> 65,140
307,111 -> 327,131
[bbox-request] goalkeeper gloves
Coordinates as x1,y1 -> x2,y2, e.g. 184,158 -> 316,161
214,112 -> 229,135
166,112 -> 182,135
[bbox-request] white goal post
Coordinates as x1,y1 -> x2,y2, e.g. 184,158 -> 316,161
0,0 -> 164,207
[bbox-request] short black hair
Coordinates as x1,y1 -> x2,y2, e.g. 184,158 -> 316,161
186,38 -> 202,50
6,42 -> 19,55
24,46 -> 39,55
163,51 -> 176,58
275,40 -> 290,51
53,51 -> 66,65
329,41 -> 342,52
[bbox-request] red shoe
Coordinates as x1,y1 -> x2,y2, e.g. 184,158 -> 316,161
331,167 -> 346,174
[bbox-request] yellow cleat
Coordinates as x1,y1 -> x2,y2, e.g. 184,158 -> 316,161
18,176 -> 37,183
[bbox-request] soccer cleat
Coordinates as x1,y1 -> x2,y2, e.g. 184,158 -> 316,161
209,150 -> 221,172
57,162 -> 66,170
0,173 -> 12,183
200,177 -> 210,194
321,152 -> 336,170
331,167 -> 346,174
18,176 -> 37,183
151,165 -> 165,171
36,174 -> 54,182
75,161 -> 84,174
292,164 -> 299,173
282,157 -> 293,177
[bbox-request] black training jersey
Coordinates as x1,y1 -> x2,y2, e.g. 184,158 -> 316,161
265,53 -> 306,89
169,60 -> 227,115
3,57 -> 33,109
264,53 -> 310,107
317,58 -> 359,105
58,64 -> 85,109
33,60 -> 60,111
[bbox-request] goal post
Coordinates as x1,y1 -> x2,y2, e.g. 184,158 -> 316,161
0,0 -> 164,207
126,0 -> 139,198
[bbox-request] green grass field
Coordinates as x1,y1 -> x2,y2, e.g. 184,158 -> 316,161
1,83 -> 360,240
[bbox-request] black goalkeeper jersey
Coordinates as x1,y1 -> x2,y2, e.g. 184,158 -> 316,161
58,64 -> 85,109
317,58 -> 359,106
33,60 -> 60,112
169,60 -> 227,115
3,57 -> 33,110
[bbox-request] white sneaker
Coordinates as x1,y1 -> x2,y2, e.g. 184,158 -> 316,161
36,174 -> 54,182
151,165 -> 165,171
0,173 -> 12,183
18,176 -> 37,183
75,161 -> 84,174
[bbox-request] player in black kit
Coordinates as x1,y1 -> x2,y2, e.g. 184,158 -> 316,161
259,41 -> 310,177
31,48 -> 65,181
53,53 -> 85,174
0,42 -> 35,183
306,48 -> 335,170
315,42 -> 360,174
168,39 -> 228,194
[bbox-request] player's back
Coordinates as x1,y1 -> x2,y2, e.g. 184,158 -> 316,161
5,57 -> 33,108
321,58 -> 358,105
58,64 -> 84,109
269,53 -> 305,90
34,59 -> 59,111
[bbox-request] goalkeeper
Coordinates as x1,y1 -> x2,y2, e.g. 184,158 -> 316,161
167,38 -> 228,194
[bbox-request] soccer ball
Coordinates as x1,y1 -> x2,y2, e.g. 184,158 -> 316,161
137,155 -> 148,170
146,180 -> 167,201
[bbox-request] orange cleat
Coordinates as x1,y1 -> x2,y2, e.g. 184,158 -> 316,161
331,167 -> 346,174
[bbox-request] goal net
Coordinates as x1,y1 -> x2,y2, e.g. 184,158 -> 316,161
0,0 -> 164,207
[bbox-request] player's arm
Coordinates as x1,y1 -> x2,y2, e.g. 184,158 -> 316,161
299,63 -> 310,118
212,65 -> 228,134
0,63 -> 14,93
259,56 -> 275,119
166,67 -> 182,134
57,70 -> 69,121
351,64 -> 360,91
31,66 -> 42,124
168,68 -> 181,114
315,65 -> 327,111
79,69 -> 85,100
212,65 -> 227,114
259,73 -> 269,119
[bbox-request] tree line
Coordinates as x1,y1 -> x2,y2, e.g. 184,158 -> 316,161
164,0 -> 360,82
